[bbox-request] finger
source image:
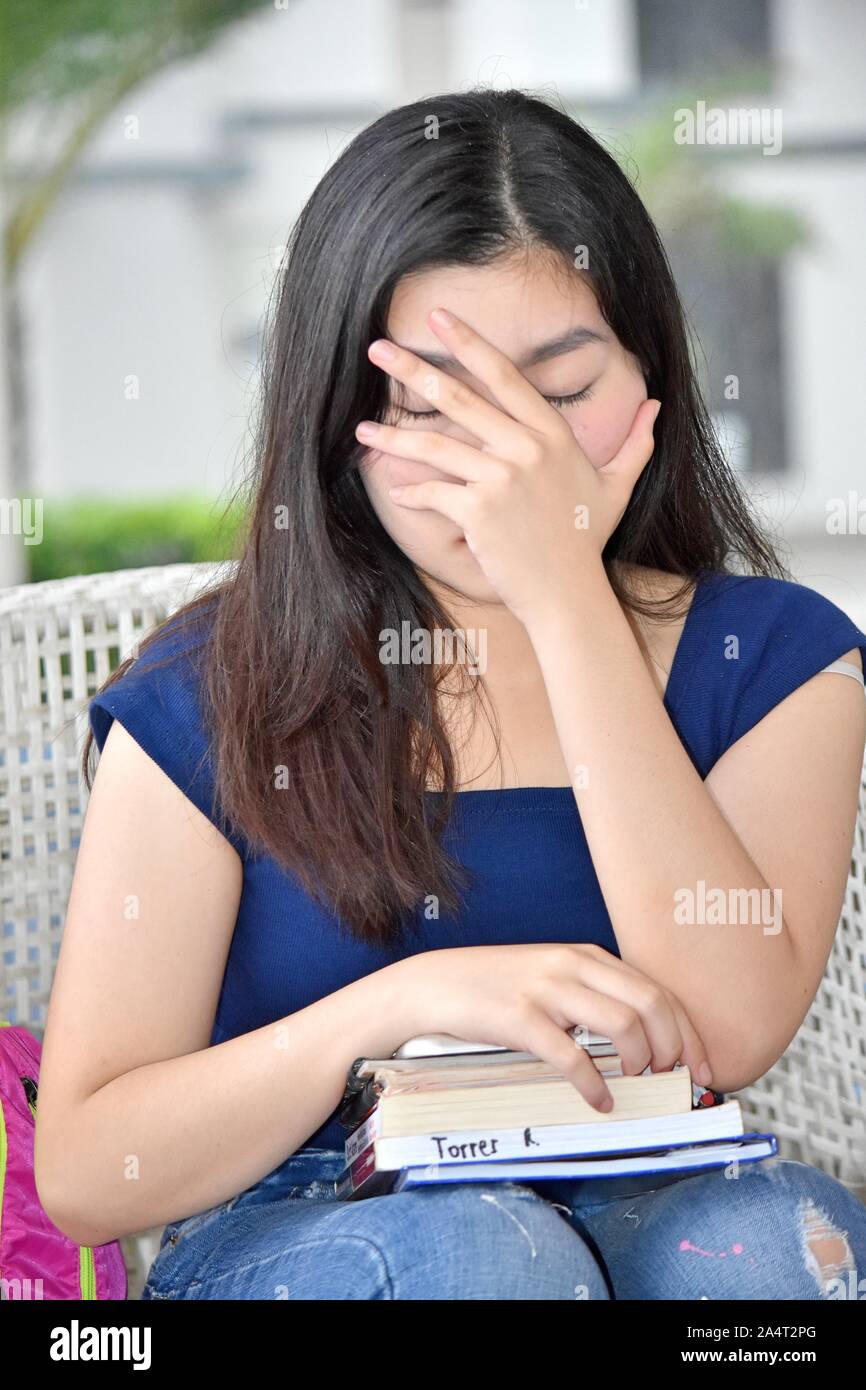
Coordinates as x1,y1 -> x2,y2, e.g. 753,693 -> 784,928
598,398 -> 660,494
369,337 -> 541,458
519,1006 -> 614,1112
355,421 -> 494,483
659,989 -> 714,1089
543,980 -> 657,1077
552,950 -> 684,1073
387,478 -> 474,529
427,308 -> 563,435
572,945 -> 713,1085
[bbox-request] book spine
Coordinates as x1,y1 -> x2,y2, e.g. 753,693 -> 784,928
338,1076 -> 382,1130
336,1145 -> 399,1201
345,1105 -> 383,1165
336,1143 -> 376,1198
691,1081 -> 727,1108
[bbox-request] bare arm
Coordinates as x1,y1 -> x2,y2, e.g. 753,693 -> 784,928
34,720 -> 422,1248
528,561 -> 866,1093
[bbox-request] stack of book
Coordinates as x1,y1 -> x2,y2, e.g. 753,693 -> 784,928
335,1030 -> 776,1200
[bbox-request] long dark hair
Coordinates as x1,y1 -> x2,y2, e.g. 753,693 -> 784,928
82,87 -> 787,945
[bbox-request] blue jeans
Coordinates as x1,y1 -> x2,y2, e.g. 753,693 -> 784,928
140,1146 -> 866,1300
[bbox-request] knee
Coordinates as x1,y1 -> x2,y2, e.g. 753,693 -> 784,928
775,1162 -> 864,1298
344,1181 -> 609,1300
738,1158 -> 866,1298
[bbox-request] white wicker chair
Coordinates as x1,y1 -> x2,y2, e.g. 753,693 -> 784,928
1,562 -> 865,1299
0,562 -> 226,1297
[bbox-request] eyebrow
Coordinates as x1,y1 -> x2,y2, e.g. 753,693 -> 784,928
394,324 -> 608,373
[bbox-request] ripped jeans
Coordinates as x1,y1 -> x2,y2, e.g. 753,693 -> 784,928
140,1146 -> 866,1300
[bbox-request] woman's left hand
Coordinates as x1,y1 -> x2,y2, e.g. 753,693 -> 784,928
356,307 -> 661,631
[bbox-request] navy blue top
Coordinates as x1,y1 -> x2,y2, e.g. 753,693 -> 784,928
88,570 -> 866,1150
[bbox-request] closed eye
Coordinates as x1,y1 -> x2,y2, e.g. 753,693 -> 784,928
392,385 -> 595,420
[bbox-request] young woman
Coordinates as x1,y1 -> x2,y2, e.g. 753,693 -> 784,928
35,89 -> 866,1300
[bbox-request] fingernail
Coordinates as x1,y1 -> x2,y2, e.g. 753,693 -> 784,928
356,421 -> 378,440
597,1091 -> 614,1112
388,487 -> 404,498
370,339 -> 397,361
430,307 -> 454,329
698,1061 -> 713,1086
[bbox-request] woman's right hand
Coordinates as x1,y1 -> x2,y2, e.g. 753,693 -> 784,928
397,942 -> 713,1112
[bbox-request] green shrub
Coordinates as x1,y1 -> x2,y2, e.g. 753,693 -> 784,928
27,494 -> 246,582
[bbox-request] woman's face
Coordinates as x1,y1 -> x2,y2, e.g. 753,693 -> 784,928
357,253 -> 648,604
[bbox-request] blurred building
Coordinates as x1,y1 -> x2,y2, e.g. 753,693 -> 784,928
9,0 -> 866,616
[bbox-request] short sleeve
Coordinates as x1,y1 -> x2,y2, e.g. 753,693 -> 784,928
726,580 -> 866,751
88,609 -> 247,856
675,576 -> 866,776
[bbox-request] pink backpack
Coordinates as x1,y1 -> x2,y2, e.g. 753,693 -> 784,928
0,1020 -> 127,1300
